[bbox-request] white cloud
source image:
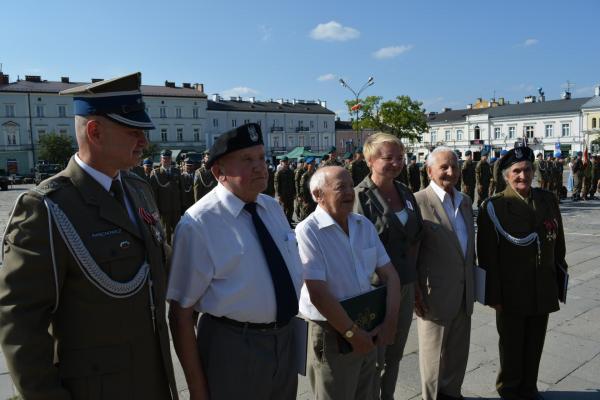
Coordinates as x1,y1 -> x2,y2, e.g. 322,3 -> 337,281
310,21 -> 360,42
258,25 -> 272,41
575,85 -> 595,95
372,45 -> 413,60
221,86 -> 259,98
520,38 -> 539,47
317,73 -> 336,82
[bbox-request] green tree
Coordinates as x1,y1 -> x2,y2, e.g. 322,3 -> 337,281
38,133 -> 74,166
345,95 -> 429,142
142,142 -> 159,159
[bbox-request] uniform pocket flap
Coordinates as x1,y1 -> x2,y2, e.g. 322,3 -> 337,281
58,344 -> 131,378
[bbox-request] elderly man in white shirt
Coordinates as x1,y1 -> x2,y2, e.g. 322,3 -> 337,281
167,123 -> 303,400
414,147 -> 475,400
297,166 -> 400,400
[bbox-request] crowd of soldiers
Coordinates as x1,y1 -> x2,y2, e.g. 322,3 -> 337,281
570,151 -> 600,201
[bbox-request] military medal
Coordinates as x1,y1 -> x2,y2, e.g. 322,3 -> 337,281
543,218 -> 558,241
139,207 -> 163,245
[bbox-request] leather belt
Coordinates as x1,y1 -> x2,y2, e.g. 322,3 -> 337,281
208,314 -> 290,331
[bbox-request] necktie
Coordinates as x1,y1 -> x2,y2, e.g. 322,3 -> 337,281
110,178 -> 127,210
244,202 -> 298,323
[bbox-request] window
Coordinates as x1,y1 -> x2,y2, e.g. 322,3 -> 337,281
298,120 -> 304,127
525,125 -> 534,138
58,127 -> 68,135
213,118 -> 218,127
445,130 -> 451,142
298,136 -> 304,146
494,127 -> 501,139
545,124 -> 554,138
4,123 -> 19,146
193,128 -> 200,142
36,105 -> 44,118
58,105 -> 67,118
310,136 -> 316,147
37,128 -> 47,141
7,133 -> 16,145
192,108 -> 199,119
456,129 -> 463,140
310,121 -> 314,129
232,119 -> 237,128
257,120 -> 261,126
287,136 -> 295,147
161,128 -> 168,142
430,130 -> 437,143
273,136 -> 279,147
160,107 -> 167,118
5,104 -> 15,117
244,119 -> 250,125
561,123 -> 570,137
177,128 -> 183,142
592,118 -> 597,129
176,107 -> 182,118
323,135 -> 330,147
474,126 -> 480,140
508,126 -> 516,139
324,121 -> 328,129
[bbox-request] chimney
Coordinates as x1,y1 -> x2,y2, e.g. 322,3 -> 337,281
320,100 -> 327,108
277,98 -> 284,104
428,112 -> 438,117
595,86 -> 600,97
212,93 -> 220,102
61,77 -> 69,83
561,91 -> 571,100
498,97 -> 505,105
229,96 -> 237,101
25,75 -> 42,82
164,80 -> 176,88
292,99 -> 297,105
91,78 -> 103,83
0,73 -> 8,85
194,83 -> 204,93
249,97 -> 256,103
466,104 -> 472,109
237,96 -> 242,102
182,82 -> 191,88
524,95 -> 536,103
442,107 -> 452,113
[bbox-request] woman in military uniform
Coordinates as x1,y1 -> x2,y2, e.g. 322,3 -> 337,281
353,133 -> 424,400
477,145 -> 566,400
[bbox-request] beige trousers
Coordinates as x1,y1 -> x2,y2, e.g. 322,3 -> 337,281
417,310 -> 471,400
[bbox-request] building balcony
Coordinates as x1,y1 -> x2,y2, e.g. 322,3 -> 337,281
270,127 -> 284,132
295,126 -> 310,132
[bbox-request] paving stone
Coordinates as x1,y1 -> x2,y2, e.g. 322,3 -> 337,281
544,374 -> 600,399
537,351 -> 582,385
554,306 -> 600,342
571,352 -> 600,385
543,330 -> 600,364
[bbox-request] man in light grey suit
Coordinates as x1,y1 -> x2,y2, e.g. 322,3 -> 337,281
414,147 -> 475,400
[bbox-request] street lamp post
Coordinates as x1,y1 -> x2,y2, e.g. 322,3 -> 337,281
339,77 -> 375,149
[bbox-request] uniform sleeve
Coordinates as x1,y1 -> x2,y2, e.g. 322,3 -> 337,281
166,216 -> 214,308
296,223 -> 326,281
551,195 -> 567,268
476,201 -> 502,305
0,193 -> 70,400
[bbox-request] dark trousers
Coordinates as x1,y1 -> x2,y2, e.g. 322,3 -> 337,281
281,198 -> 294,225
496,311 -> 549,400
461,185 -> 475,203
196,314 -> 298,400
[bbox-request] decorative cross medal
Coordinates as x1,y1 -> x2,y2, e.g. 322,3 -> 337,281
139,207 -> 163,245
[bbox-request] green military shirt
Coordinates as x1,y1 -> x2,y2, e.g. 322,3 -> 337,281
0,158 -> 178,400
476,160 -> 492,188
298,169 -> 317,220
477,186 -> 566,315
180,171 -> 195,213
263,167 -> 275,196
461,159 -> 476,187
274,167 -> 295,201
193,165 -> 217,202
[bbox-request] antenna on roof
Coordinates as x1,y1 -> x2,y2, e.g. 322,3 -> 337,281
0,63 -> 3,73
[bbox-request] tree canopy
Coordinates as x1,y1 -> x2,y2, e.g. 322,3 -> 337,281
38,133 -> 74,166
345,95 -> 429,142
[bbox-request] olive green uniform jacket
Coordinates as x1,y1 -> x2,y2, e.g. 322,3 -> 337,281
477,186 -> 566,315
475,160 -> 492,195
180,171 -> 195,213
274,168 -> 296,201
150,166 -> 182,243
348,159 -> 370,187
0,158 -> 178,400
193,165 -> 217,202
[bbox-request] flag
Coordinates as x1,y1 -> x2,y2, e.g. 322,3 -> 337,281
350,103 -> 362,111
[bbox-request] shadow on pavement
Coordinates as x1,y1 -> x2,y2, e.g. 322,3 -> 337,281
542,390 -> 600,399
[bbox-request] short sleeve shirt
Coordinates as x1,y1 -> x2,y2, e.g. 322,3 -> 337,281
296,206 -> 391,321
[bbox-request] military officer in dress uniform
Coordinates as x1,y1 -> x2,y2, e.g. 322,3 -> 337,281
0,72 -> 178,400
320,146 -> 343,167
193,150 -> 217,202
168,123 -> 302,400
477,145 -> 566,400
571,151 -> 584,201
180,157 -> 197,213
407,155 -> 421,193
348,148 -> 370,187
150,149 -> 182,243
274,156 -> 296,225
141,157 -> 154,183
298,157 -> 317,221
461,150 -> 476,201
476,149 -> 492,207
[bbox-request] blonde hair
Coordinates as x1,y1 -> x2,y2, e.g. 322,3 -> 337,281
363,132 -> 405,162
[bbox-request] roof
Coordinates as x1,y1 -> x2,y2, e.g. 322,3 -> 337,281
581,96 -> 600,109
207,99 -> 334,115
428,96 -> 591,125
0,79 -> 207,98
335,120 -> 353,130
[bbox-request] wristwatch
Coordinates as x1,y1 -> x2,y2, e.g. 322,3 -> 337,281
344,323 -> 358,339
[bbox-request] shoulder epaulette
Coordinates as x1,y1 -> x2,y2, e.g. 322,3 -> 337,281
31,176 -> 70,197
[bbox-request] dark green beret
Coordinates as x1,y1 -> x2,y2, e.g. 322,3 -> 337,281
206,123 -> 263,168
499,146 -> 534,171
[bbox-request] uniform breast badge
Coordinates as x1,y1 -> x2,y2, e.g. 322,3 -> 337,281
543,218 -> 558,241
139,207 -> 163,245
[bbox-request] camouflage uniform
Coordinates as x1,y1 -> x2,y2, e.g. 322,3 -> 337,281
263,167 -> 275,197
294,165 -> 307,221
420,163 -> 430,189
298,169 -> 317,221
461,159 -> 476,201
180,171 -> 195,214
274,167 -> 296,224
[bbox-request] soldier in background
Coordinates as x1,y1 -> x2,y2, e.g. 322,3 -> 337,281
194,150 -> 217,202
151,149 -> 182,244
348,148 -> 370,187
533,153 -> 547,189
180,157 -> 198,214
131,159 -> 146,179
582,155 -> 594,200
298,157 -> 317,221
553,155 -> 565,200
571,151 -> 584,201
476,149 -> 492,207
294,157 -> 307,221
420,156 -> 430,188
140,158 -> 154,183
343,152 -> 353,169
407,155 -> 421,193
263,160 -> 276,196
320,146 -> 343,167
461,150 -> 476,201
590,155 -> 600,199
397,160 -> 409,186
490,149 -> 508,196
274,156 -> 296,225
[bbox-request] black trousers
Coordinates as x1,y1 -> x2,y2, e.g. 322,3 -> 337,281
495,311 -> 549,400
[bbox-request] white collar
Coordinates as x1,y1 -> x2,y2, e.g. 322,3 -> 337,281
74,153 -> 120,192
430,180 -> 463,207
215,183 -> 268,218
313,205 -> 360,230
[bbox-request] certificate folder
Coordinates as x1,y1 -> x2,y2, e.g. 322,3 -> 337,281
337,285 -> 387,354
556,260 -> 569,304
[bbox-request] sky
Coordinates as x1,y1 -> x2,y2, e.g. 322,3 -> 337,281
2,0 -> 599,119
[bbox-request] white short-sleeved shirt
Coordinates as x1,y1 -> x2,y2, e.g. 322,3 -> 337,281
296,206 -> 391,321
166,183 -> 303,323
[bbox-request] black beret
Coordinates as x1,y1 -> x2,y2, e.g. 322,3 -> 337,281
206,123 -> 264,168
465,150 -> 472,156
161,149 -> 172,157
499,146 -> 534,171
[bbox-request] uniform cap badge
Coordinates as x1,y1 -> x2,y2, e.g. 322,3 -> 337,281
248,124 -> 259,142
515,148 -> 523,159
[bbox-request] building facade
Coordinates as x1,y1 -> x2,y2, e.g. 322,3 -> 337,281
0,73 -> 335,174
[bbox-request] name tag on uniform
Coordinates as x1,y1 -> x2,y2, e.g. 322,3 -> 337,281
405,200 -> 414,211
91,228 -> 122,238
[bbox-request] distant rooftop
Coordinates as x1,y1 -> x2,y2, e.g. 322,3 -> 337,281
207,98 -> 334,115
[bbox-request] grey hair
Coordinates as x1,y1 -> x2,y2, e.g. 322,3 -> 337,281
426,146 -> 458,168
309,166 -> 343,202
